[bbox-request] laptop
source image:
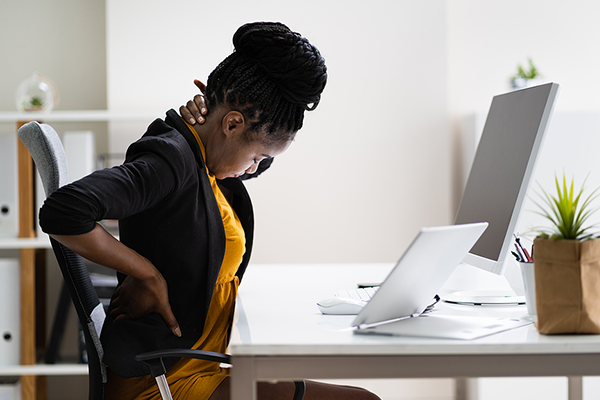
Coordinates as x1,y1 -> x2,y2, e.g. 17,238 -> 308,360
345,223 -> 532,340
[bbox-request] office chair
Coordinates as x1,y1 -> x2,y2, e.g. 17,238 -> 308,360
18,121 -> 306,400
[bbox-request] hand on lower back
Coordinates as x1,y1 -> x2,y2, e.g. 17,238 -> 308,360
110,270 -> 181,337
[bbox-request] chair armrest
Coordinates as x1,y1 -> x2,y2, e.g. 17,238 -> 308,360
135,349 -> 231,378
135,349 -> 231,364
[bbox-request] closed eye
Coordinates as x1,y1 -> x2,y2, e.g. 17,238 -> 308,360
255,156 -> 272,164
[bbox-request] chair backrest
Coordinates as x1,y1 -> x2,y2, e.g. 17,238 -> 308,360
18,121 -> 106,400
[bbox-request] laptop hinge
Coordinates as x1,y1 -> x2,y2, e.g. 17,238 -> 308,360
357,313 -> 423,330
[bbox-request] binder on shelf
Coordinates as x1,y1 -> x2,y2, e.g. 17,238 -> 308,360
0,132 -> 18,238
0,259 -> 20,366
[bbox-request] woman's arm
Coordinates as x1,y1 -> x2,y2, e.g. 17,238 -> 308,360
40,137 -> 191,337
51,223 -> 181,337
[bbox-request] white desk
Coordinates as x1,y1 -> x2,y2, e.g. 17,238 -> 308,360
229,264 -> 600,400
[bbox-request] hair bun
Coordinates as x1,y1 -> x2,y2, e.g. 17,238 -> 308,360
233,22 -> 327,110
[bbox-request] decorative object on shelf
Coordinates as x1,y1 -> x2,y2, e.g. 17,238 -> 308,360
15,72 -> 60,113
529,173 -> 600,334
510,58 -> 542,90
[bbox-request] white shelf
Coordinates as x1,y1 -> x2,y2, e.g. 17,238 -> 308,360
0,109 -> 164,123
0,236 -> 51,249
0,363 -> 88,376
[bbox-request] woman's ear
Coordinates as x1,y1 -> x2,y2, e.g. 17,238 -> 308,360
221,111 -> 246,138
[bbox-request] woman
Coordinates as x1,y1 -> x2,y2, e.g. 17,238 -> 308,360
40,22 -> 379,400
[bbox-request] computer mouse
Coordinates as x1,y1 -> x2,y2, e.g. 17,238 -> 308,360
316,297 -> 367,315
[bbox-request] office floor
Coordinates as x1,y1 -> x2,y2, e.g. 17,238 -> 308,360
318,379 -> 455,400
323,377 -> 600,400
478,377 -> 600,400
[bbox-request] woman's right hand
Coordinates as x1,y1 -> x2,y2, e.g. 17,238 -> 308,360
180,79 -> 208,125
110,263 -> 181,337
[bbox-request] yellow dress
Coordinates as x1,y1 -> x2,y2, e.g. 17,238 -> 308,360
105,121 -> 246,400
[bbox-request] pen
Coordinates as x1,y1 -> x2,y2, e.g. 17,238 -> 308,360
514,243 -> 526,261
511,250 -> 522,262
515,236 -> 533,262
522,246 -> 533,262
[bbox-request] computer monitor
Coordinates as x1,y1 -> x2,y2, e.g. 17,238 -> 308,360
454,82 -> 560,276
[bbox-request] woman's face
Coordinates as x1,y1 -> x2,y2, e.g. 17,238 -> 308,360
206,130 -> 292,180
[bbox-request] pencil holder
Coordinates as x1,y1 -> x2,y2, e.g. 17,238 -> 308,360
519,262 -> 536,321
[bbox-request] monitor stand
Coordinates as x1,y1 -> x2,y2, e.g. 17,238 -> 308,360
440,261 -> 526,306
442,290 -> 525,306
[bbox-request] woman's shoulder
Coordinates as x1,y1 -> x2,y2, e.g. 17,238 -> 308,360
136,116 -> 190,150
125,114 -> 196,170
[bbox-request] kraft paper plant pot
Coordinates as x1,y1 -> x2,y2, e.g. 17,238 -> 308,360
533,237 -> 600,334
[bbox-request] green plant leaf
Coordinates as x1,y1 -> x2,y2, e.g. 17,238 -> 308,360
528,173 -> 600,240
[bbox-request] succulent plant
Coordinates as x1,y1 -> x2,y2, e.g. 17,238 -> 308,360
530,174 -> 600,240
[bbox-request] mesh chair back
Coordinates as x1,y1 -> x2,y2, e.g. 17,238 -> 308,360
18,121 -> 106,400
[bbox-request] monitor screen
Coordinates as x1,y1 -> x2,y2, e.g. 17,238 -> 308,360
454,83 -> 559,275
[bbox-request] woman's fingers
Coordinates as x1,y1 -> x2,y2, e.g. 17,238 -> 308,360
108,274 -> 181,336
180,79 -> 208,125
158,304 -> 182,337
194,79 -> 207,94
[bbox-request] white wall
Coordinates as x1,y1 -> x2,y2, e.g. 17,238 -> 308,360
106,0 -> 452,264
0,0 -> 106,112
447,0 -> 600,116
0,0 -> 109,158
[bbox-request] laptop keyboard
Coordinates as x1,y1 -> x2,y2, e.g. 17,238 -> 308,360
335,287 -> 379,301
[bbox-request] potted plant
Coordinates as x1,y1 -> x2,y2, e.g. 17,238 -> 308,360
529,174 -> 600,334
23,96 -> 45,111
510,58 -> 542,90
15,72 -> 59,113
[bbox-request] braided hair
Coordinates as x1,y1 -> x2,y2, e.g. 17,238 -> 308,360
205,22 -> 327,144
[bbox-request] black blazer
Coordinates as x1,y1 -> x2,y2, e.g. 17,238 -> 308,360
40,109 -> 266,377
